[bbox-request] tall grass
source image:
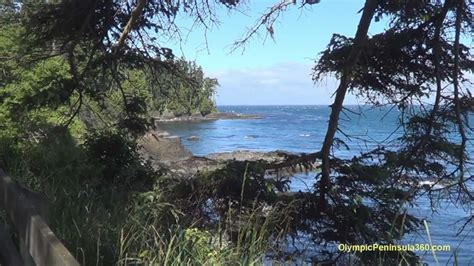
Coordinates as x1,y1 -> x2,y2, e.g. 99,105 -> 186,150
116,205 -> 276,265
115,164 -> 290,265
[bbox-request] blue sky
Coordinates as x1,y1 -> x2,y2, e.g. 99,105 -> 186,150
166,0 -> 389,105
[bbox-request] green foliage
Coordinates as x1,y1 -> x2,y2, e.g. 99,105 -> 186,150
0,127 -> 157,265
82,130 -> 154,187
0,5 -> 220,264
5,57 -> 73,110
148,58 -> 218,117
118,176 -> 285,265
1,2 -> 219,138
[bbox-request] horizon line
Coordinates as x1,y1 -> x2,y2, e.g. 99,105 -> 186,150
216,104 -> 380,106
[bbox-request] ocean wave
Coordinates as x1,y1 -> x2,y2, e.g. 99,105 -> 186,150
312,116 -> 324,121
213,135 -> 236,139
186,135 -> 200,141
244,135 -> 258,139
299,134 -> 311,137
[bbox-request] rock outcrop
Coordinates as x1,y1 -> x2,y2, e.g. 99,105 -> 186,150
139,127 -> 321,178
139,130 -> 192,164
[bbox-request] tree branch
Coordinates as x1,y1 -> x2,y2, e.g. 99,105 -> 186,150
116,0 -> 148,51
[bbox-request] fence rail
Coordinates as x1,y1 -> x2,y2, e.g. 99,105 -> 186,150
0,169 -> 79,266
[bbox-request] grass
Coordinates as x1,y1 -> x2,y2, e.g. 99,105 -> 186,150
423,219 -> 439,264
116,209 -> 273,265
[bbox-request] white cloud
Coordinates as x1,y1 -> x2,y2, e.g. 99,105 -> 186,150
208,62 -> 358,105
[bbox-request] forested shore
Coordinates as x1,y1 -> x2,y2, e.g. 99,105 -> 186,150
0,0 -> 472,265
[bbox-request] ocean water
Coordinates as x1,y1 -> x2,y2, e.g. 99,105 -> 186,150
159,105 -> 473,265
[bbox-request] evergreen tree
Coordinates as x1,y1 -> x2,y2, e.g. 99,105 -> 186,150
0,0 -> 472,264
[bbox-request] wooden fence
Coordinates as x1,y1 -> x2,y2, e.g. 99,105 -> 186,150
0,169 -> 79,266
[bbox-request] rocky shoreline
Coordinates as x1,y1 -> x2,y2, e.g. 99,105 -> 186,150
154,112 -> 261,122
139,127 -> 321,178
139,129 -> 464,192
138,111 -> 322,178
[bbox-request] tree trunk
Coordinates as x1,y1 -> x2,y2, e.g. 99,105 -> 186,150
318,0 -> 379,209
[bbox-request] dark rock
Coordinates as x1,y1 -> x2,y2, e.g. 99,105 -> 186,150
139,130 -> 192,164
206,150 -> 286,162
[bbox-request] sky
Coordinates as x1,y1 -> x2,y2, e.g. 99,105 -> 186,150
165,0 -> 389,105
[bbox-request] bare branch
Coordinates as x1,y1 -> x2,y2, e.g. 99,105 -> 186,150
116,0 -> 148,51
231,0 -> 297,52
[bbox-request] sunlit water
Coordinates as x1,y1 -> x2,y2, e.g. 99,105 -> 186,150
159,105 -> 473,265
